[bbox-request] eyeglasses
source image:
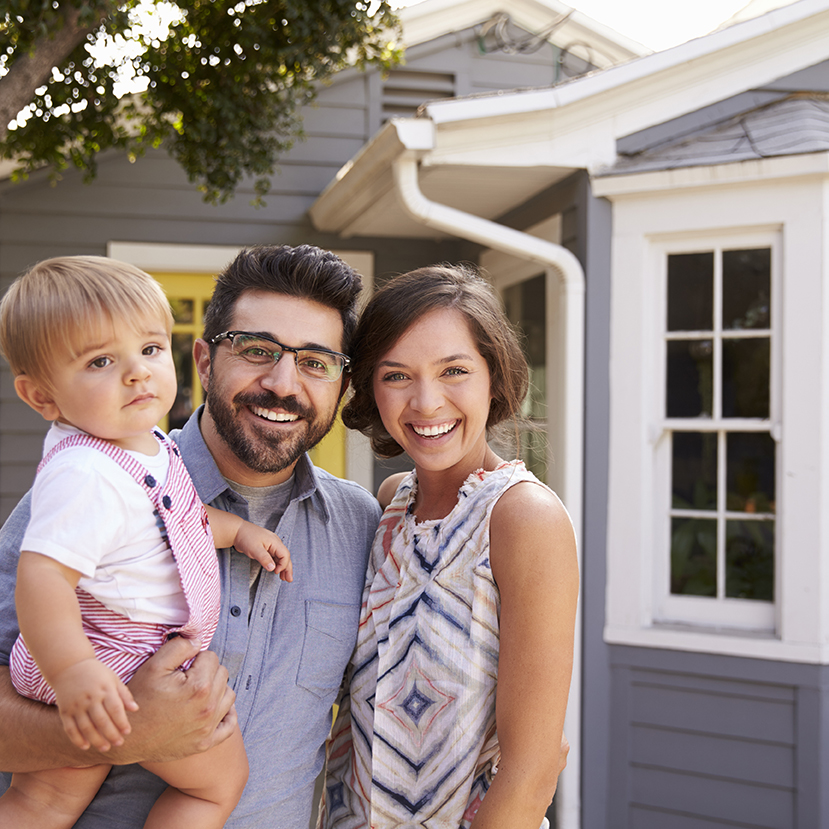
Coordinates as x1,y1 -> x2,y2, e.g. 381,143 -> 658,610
210,331 -> 351,382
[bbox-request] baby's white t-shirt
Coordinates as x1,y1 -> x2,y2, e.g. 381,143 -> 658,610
21,421 -> 189,625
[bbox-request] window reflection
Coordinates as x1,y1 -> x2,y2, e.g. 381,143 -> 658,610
667,252 -> 713,331
726,520 -> 774,601
726,432 -> 775,513
666,247 -> 774,604
722,339 -> 770,418
722,249 -> 770,330
503,274 -> 548,482
170,298 -> 194,325
672,432 -> 717,510
671,517 -> 716,597
170,332 -> 194,431
666,340 -> 713,418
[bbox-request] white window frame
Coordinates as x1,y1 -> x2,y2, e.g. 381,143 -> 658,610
597,153 -> 829,664
651,234 -> 780,633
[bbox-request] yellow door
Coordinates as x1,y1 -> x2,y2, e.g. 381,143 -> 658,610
152,272 -> 214,433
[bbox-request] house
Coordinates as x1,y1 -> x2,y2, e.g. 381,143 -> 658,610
0,3 -> 641,825
0,0 -> 644,520
308,0 -> 829,826
6,0 -> 829,826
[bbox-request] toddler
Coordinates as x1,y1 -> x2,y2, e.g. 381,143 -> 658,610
0,256 -> 292,828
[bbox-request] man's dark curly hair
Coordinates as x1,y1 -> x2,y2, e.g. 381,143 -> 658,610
203,245 -> 363,356
342,264 -> 529,458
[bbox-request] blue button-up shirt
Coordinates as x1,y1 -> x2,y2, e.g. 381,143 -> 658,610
0,409 -> 381,828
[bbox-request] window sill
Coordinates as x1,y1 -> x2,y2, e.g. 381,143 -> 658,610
604,622 -> 827,664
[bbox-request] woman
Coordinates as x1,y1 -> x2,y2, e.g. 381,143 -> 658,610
322,265 -> 578,829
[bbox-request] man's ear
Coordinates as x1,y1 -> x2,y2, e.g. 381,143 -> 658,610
14,375 -> 60,422
193,338 -> 212,392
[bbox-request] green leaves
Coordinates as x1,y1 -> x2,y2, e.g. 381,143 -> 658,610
1,0 -> 402,204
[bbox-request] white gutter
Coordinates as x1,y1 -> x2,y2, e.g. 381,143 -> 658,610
392,152 -> 584,829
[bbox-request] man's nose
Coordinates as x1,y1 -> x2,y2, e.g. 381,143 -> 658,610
259,351 -> 303,395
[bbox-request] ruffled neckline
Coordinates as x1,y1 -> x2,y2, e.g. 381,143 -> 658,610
404,459 -> 526,529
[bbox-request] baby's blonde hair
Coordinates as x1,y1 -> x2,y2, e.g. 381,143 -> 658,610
0,256 -> 174,390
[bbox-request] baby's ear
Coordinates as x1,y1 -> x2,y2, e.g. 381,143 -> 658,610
14,375 -> 61,422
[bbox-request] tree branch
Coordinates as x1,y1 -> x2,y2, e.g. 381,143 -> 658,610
0,2 -> 109,145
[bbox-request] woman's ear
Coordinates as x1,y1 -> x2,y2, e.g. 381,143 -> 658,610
14,375 -> 61,422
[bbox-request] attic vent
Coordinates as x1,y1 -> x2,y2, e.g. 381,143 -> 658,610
381,70 -> 456,120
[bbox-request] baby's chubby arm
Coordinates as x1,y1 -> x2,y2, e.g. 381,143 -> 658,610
204,506 -> 293,582
15,551 -> 138,752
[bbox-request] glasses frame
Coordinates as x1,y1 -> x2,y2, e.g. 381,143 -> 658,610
210,330 -> 351,382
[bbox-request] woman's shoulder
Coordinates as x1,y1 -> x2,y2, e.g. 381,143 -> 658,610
376,470 -> 412,509
491,477 -> 574,542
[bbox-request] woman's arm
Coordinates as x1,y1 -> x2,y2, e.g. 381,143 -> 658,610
471,482 -> 579,829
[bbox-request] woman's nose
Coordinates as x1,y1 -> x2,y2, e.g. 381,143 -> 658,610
410,380 -> 443,414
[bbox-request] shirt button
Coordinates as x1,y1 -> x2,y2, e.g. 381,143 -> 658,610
230,606 -> 242,617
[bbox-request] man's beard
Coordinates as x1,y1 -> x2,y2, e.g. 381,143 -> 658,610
206,381 -> 337,475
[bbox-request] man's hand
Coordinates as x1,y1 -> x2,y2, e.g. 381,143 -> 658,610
103,636 -> 236,766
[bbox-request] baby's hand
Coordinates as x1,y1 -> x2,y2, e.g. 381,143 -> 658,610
234,521 -> 294,582
51,657 -> 139,752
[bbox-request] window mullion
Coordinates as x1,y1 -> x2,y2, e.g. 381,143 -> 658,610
717,429 -> 727,600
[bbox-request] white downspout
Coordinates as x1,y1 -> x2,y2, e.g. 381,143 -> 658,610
392,154 -> 584,829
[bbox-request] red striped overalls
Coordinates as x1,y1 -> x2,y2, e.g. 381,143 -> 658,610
10,430 -> 221,705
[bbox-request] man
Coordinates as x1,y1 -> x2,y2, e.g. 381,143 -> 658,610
0,245 -> 382,827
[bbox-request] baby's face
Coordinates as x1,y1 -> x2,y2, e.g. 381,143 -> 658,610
45,314 -> 177,451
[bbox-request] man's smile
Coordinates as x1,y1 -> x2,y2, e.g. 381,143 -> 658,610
251,406 -> 299,423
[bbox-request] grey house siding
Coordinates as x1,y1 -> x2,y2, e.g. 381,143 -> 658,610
606,646 -> 829,829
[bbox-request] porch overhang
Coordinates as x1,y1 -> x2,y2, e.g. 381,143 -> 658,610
309,117 -> 579,240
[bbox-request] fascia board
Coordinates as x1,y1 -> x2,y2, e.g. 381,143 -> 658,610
399,0 -> 648,61
592,152 -> 829,197
423,0 -> 829,128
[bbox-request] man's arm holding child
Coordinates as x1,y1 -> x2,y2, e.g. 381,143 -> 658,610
0,494 -> 236,774
0,640 -> 236,773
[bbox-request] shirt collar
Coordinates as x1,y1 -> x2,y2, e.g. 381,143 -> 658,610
172,406 -> 331,522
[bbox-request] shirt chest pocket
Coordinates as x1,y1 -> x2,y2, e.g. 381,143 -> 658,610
296,600 -> 360,698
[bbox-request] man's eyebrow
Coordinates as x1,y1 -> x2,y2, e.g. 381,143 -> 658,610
248,331 -> 341,353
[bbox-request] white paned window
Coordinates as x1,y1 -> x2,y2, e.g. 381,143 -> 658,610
654,241 -> 777,631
